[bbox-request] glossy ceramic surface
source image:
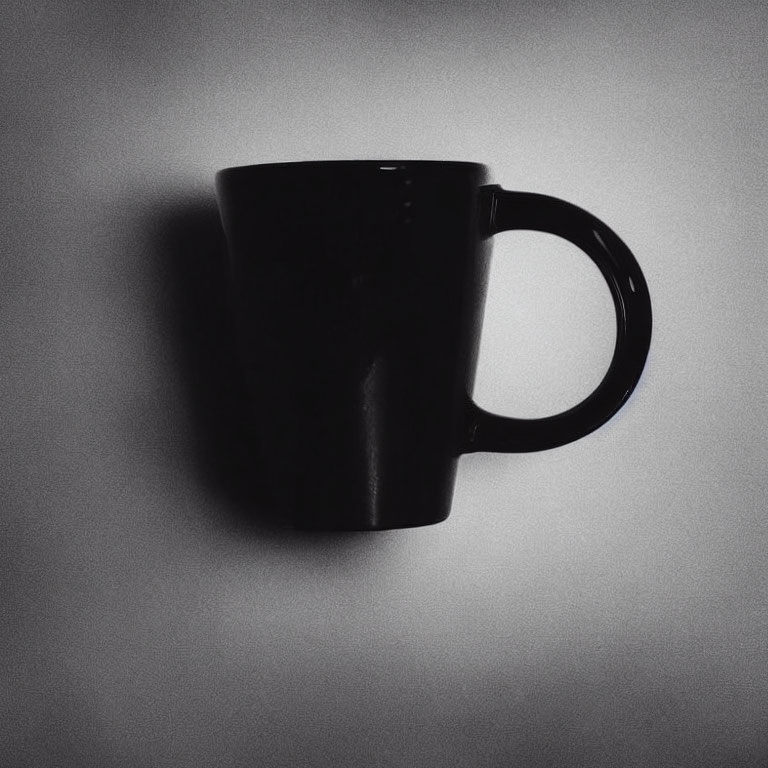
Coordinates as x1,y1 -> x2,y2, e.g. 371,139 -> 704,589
215,161 -> 652,530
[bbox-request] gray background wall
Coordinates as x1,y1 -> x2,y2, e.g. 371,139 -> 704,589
2,1 -> 767,765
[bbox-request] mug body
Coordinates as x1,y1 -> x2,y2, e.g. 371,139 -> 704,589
216,161 -> 491,530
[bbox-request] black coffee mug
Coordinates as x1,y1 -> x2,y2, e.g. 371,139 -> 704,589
215,161 -> 652,530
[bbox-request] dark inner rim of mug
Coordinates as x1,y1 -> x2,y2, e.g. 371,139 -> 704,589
216,160 -> 489,177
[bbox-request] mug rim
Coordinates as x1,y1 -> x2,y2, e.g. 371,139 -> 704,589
216,159 -> 488,179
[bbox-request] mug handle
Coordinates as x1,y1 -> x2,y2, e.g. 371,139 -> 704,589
463,186 -> 652,453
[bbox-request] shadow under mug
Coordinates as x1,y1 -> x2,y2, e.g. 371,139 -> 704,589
215,161 -> 652,530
